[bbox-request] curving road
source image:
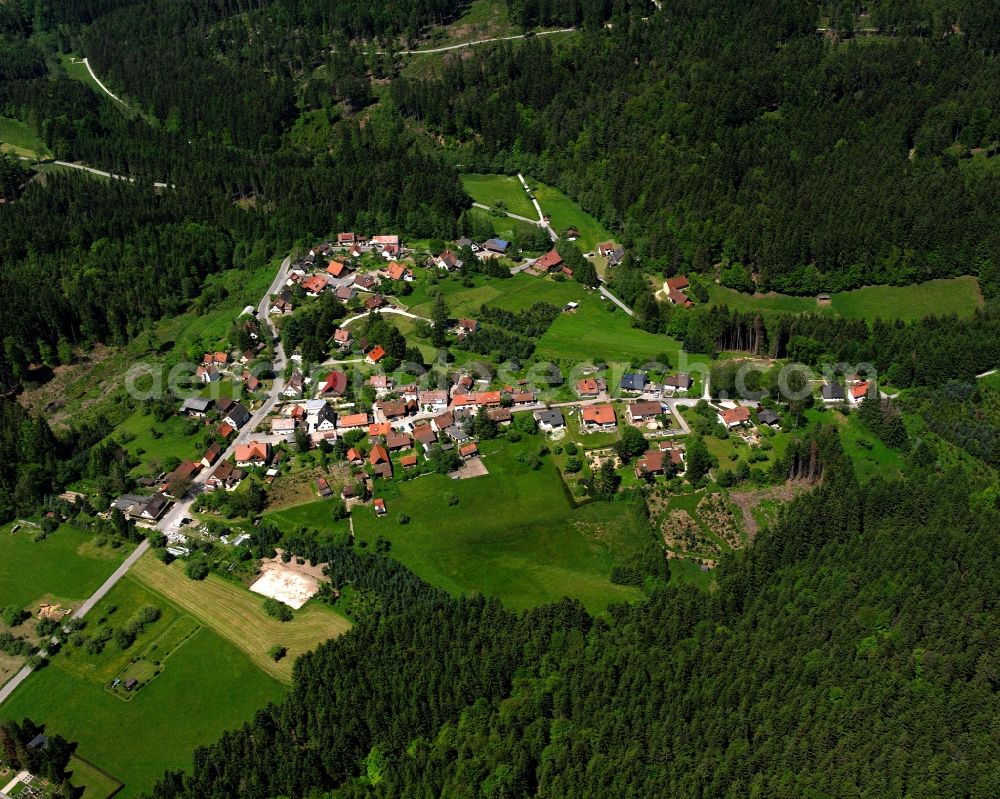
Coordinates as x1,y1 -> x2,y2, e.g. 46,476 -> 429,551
77,57 -> 129,107
51,160 -> 172,189
340,307 -> 433,328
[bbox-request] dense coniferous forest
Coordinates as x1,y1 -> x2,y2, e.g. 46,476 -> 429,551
392,1 -> 1000,291
142,440 -> 1000,799
1,3 -> 999,794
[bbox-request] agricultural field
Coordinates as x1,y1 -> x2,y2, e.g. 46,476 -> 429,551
708,275 -> 983,321
351,438 -> 646,613
409,271 -> 702,374
55,577 -> 181,687
129,553 -> 351,681
530,180 -> 614,252
0,523 -> 129,610
534,288 -> 694,365
460,173 -> 537,219
831,276 -> 983,320
0,116 -> 51,159
0,622 -> 284,799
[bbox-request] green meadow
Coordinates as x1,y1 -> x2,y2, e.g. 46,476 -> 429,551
530,180 -> 614,252
0,524 -> 129,609
108,408 -> 207,474
264,499 -> 353,537
351,439 -> 645,613
0,576 -> 285,798
460,173 -> 537,218
708,275 -> 983,321
0,116 -> 51,159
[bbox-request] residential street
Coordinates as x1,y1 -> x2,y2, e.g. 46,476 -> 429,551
158,257 -> 292,534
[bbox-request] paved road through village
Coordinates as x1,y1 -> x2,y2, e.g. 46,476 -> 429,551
0,256 -> 293,706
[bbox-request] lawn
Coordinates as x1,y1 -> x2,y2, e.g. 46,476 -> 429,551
708,276 -> 983,321
708,284 -> 817,315
0,523 -> 129,610
67,755 -> 122,799
129,553 -> 351,682
351,439 -> 645,613
667,556 -> 718,591
466,207 -> 544,249
410,271 -> 702,369
824,407 -> 905,482
409,277 -> 508,319
0,116 -> 51,159
264,499 -> 352,539
534,286 -> 698,366
108,408 -> 207,475
59,54 -> 104,95
460,173 -> 537,219
530,180 -> 614,252
0,625 -> 284,799
55,577 -> 181,687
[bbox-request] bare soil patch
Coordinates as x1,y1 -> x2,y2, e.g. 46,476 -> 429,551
729,481 -> 808,538
249,555 -> 327,609
450,458 -> 489,479
268,464 -> 351,508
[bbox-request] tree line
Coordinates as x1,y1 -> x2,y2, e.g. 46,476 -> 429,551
390,0 -> 1000,293
143,437 -> 1000,798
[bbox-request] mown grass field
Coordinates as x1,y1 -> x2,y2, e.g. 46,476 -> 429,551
352,439 -> 645,613
55,577 -> 181,686
831,276 -> 983,320
530,180 -> 614,252
130,553 -> 351,682
0,622 -> 284,799
466,207 -> 544,249
264,499 -> 353,538
409,272 -> 702,368
0,524 -> 129,609
461,173 -> 536,218
0,116 -> 50,159
709,275 -> 983,321
67,755 -> 122,799
534,287 -> 697,365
